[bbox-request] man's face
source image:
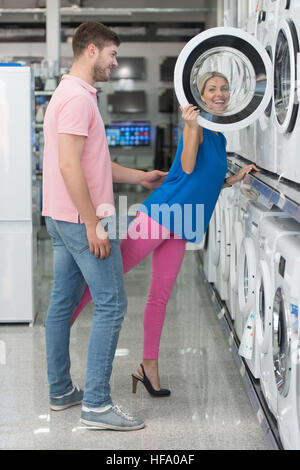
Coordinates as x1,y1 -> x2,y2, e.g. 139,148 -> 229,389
92,42 -> 118,82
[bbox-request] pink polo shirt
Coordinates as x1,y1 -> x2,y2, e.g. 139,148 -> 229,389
42,74 -> 115,223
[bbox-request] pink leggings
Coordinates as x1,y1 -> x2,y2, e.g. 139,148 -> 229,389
72,212 -> 186,359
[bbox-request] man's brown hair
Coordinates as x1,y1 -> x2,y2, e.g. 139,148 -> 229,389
72,21 -> 120,59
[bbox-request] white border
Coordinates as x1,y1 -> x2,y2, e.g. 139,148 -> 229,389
174,26 -> 273,132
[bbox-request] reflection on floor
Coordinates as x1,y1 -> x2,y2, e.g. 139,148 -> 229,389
0,190 -> 269,450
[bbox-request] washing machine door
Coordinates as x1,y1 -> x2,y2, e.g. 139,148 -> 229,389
256,260 -> 273,354
272,286 -> 292,397
174,26 -> 273,132
238,237 -> 256,317
273,19 -> 299,133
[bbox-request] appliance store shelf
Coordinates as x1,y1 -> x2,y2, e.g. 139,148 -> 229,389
227,154 -> 300,224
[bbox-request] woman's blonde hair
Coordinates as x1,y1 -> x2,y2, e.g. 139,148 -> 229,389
197,71 -> 229,96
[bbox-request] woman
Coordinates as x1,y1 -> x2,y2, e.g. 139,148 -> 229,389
71,71 -> 259,396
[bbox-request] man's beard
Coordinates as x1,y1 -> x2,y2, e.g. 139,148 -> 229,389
92,63 -> 110,82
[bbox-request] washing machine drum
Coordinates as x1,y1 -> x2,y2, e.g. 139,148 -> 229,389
174,26 -> 273,132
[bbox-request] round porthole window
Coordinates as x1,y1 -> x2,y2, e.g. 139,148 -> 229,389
174,27 -> 273,132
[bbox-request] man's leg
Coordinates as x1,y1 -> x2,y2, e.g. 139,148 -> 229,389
75,235 -> 127,408
54,217 -> 127,408
46,217 -> 144,429
45,217 -> 86,398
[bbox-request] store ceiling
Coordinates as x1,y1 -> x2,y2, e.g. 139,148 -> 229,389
0,0 -> 217,24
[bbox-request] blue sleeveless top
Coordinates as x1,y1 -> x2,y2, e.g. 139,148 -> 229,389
139,128 -> 228,243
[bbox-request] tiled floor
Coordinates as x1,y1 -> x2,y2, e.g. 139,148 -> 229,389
0,190 -> 270,450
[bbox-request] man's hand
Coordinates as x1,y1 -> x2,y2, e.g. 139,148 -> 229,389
111,162 -> 167,189
85,219 -> 111,259
139,170 -> 168,190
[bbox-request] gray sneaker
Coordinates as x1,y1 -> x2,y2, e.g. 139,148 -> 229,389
80,405 -> 145,431
50,384 -> 84,411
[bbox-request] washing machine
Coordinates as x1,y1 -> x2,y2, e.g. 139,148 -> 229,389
231,6 -> 257,164
257,216 -> 300,419
238,124 -> 257,163
240,0 -> 257,163
205,184 -> 236,300
230,185 -> 259,340
273,0 -> 300,184
237,201 -> 291,378
220,186 -> 236,317
203,196 -> 221,285
211,199 -> 229,300
255,0 -> 278,173
272,232 -> 300,449
226,183 -> 244,321
202,222 -> 217,284
223,129 -> 241,156
212,186 -> 239,302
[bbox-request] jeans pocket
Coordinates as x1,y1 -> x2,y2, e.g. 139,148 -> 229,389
45,217 -> 62,244
56,220 -> 90,254
45,217 -> 55,237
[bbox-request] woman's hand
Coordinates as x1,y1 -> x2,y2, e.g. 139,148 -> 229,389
180,104 -> 200,131
227,163 -> 260,185
180,105 -> 203,174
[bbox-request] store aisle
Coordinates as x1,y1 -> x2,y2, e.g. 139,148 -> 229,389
0,225 -> 269,450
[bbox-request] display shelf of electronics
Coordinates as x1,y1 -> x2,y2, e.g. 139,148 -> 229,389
227,154 -> 300,223
196,252 -> 283,451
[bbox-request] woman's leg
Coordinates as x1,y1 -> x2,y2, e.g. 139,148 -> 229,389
71,212 -> 169,323
140,235 -> 186,389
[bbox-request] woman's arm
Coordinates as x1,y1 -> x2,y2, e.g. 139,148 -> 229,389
222,163 -> 260,188
180,105 -> 203,174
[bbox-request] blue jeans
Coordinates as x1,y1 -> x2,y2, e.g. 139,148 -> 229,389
45,216 -> 127,408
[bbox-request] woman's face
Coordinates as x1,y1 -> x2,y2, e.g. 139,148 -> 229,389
201,76 -> 230,112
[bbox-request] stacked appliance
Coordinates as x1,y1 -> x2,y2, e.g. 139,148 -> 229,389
219,186 -> 236,317
257,216 -> 300,421
273,232 -> 300,449
202,220 -> 217,284
230,185 -> 258,340
227,182 -> 245,321
235,2 -> 258,165
255,0 -> 278,173
273,0 -> 300,184
237,201 -> 291,379
0,65 -> 37,323
212,189 -> 234,302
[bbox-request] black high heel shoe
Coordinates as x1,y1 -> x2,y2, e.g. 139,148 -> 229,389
131,364 -> 171,397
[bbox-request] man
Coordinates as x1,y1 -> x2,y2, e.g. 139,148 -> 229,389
42,21 -> 166,431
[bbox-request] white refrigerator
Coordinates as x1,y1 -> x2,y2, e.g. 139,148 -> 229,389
0,66 -> 37,323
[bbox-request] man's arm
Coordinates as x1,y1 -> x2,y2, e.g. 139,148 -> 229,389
111,162 -> 145,184
58,133 -> 110,259
111,162 -> 167,189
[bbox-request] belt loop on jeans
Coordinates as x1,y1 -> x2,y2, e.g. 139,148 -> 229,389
78,215 -> 81,224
